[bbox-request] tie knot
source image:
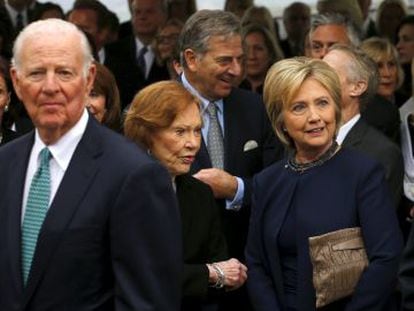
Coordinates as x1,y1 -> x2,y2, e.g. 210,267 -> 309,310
39,148 -> 51,166
207,101 -> 218,116
139,46 -> 148,57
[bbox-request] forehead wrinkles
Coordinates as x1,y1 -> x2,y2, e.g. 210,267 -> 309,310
22,39 -> 81,67
206,36 -> 243,56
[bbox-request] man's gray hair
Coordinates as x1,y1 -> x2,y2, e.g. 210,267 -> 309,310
178,10 -> 241,68
328,44 -> 378,107
12,18 -> 94,77
311,13 -> 361,47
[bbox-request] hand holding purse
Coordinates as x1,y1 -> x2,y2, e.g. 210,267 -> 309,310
308,227 -> 369,308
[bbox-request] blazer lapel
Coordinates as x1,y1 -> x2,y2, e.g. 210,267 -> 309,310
262,169 -> 298,305
22,118 -> 103,306
223,94 -> 234,170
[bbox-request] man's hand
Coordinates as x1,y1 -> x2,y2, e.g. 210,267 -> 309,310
193,168 -> 238,199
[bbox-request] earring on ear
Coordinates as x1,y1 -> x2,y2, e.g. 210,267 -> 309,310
4,92 -> 10,112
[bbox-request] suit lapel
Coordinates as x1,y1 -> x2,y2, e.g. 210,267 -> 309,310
22,118 -> 103,306
191,138 -> 212,173
342,118 -> 367,148
223,91 -> 237,171
6,133 -> 34,294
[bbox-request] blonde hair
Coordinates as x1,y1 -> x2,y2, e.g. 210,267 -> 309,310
361,37 -> 404,90
263,57 -> 342,148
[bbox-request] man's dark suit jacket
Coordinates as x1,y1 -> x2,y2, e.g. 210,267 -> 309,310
361,94 -> 401,144
0,115 -> 182,310
342,118 -> 404,206
176,174 -> 228,310
105,36 -> 170,109
190,86 -> 284,260
0,4 -> 39,59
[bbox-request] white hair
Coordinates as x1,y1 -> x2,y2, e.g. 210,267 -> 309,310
11,18 -> 93,78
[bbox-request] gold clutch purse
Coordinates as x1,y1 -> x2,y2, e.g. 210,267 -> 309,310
308,227 -> 369,308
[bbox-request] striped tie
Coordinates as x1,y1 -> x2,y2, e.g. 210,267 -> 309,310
207,102 -> 224,169
21,147 -> 51,285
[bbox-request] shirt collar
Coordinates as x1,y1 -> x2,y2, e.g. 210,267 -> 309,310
34,108 -> 89,172
134,37 -> 151,54
181,72 -> 223,114
5,1 -> 27,25
336,113 -> 360,145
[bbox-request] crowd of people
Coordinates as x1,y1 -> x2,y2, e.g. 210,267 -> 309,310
2,0 -> 414,310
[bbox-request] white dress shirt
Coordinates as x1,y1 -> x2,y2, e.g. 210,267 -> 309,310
134,37 -> 154,79
22,109 -> 89,222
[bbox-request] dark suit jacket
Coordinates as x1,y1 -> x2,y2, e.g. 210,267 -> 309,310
190,86 -> 284,260
361,94 -> 401,144
176,174 -> 228,310
0,126 -> 20,145
400,219 -> 414,310
0,116 -> 182,310
246,148 -> 403,311
279,38 -> 302,58
105,36 -> 170,109
342,118 -> 404,206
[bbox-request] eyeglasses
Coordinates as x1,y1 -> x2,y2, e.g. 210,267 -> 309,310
157,33 -> 180,44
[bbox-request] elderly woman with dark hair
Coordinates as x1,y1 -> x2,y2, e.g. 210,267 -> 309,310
239,23 -> 283,94
86,62 -> 121,131
245,57 -> 403,310
124,80 -> 247,310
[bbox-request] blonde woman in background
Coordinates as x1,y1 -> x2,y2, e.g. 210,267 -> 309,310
361,37 -> 407,107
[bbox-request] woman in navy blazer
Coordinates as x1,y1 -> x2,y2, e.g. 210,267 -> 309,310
124,80 -> 248,310
245,58 -> 403,311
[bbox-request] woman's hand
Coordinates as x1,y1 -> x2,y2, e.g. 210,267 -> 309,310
216,258 -> 248,291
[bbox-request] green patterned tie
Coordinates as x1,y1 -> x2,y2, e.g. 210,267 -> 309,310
21,147 -> 51,285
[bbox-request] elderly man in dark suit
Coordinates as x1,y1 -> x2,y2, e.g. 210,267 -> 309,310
323,44 -> 404,206
0,19 -> 182,310
178,9 -> 284,310
105,0 -> 169,109
310,12 -> 401,143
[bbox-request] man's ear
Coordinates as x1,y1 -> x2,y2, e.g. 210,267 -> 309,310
350,80 -> 368,97
10,67 -> 22,100
183,48 -> 198,72
85,62 -> 96,95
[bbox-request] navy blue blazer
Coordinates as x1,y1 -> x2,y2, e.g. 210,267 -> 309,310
0,116 -> 182,310
246,148 -> 403,311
